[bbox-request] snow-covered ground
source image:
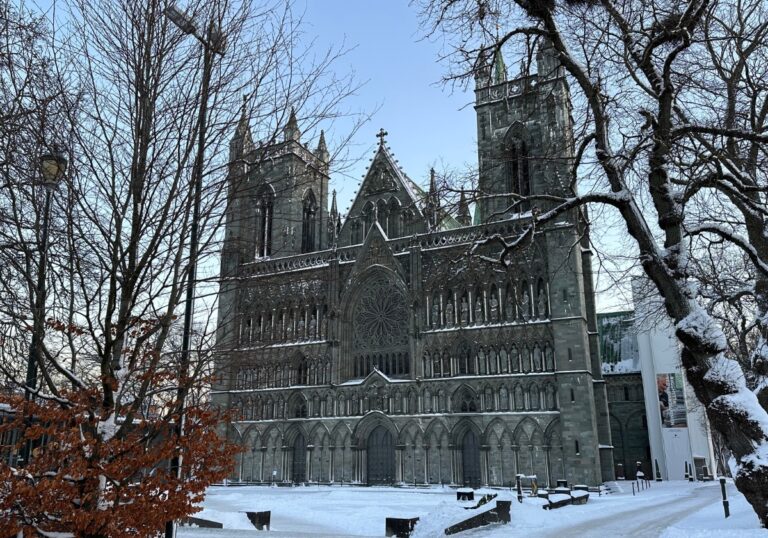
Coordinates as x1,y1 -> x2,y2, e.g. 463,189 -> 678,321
177,480 -> 763,537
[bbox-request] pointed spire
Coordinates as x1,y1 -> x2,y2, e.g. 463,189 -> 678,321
328,189 -> 339,245
315,129 -> 330,163
457,189 -> 471,226
429,167 -> 438,195
284,107 -> 301,142
493,47 -> 507,84
230,94 -> 252,164
235,93 -> 250,137
425,168 -> 441,231
330,189 -> 338,216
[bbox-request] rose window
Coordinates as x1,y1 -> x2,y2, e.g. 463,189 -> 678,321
353,276 -> 408,350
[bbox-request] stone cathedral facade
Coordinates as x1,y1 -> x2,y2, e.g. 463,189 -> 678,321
213,42 -> 614,488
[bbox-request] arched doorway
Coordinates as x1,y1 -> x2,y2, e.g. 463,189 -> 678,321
292,433 -> 306,483
367,426 -> 395,484
462,430 -> 481,487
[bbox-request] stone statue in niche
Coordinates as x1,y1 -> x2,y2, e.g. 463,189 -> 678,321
431,300 -> 440,327
460,297 -> 469,324
520,290 -> 530,320
286,314 -> 294,340
533,348 -> 542,371
490,295 -> 499,322
297,316 -> 305,339
309,314 -> 317,338
320,316 -> 328,339
505,292 -> 516,322
537,289 -> 547,318
445,299 -> 454,326
474,297 -> 483,324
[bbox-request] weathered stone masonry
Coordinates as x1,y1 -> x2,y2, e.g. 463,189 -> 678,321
213,41 -> 614,488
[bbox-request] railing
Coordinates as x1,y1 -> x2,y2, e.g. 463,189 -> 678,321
239,216 -> 530,277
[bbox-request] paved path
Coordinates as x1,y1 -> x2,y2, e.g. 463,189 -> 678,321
538,484 -> 722,538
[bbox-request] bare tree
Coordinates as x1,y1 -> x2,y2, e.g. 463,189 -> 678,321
0,0 -> 364,533
419,0 -> 768,524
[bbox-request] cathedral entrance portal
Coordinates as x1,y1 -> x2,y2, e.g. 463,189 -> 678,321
462,430 -> 481,487
292,433 -> 306,483
367,426 -> 395,484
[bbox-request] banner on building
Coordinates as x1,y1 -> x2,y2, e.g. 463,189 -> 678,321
657,373 -> 687,428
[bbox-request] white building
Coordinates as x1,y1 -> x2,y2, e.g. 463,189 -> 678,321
632,279 -> 716,480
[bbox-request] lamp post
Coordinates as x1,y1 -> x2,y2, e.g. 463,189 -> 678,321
21,144 -> 68,465
164,6 -> 225,538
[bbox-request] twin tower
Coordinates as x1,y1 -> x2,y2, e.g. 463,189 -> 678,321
222,40 -> 574,266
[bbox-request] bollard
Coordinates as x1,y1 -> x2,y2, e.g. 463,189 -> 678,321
516,476 -> 523,504
719,478 -> 730,518
684,462 -> 689,481
655,459 -> 662,482
632,482 -> 635,496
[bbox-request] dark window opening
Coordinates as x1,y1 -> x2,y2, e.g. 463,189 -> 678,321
301,190 -> 318,253
256,186 -> 274,257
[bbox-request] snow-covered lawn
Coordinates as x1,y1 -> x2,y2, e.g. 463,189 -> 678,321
178,480 -> 764,537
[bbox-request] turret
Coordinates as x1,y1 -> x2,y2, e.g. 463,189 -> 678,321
328,189 -> 340,245
315,129 -> 330,170
424,168 -> 440,231
536,36 -> 564,80
493,47 -> 507,85
474,46 -> 492,89
284,107 -> 301,142
229,95 -> 253,170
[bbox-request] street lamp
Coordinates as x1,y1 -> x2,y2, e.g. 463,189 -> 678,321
21,144 -> 67,465
164,5 -> 225,538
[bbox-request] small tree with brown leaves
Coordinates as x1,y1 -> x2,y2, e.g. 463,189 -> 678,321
0,322 -> 239,537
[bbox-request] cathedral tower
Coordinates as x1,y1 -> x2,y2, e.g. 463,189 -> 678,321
473,40 -> 613,484
474,41 -> 573,223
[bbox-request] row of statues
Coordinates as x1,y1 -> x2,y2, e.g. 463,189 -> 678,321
243,309 -> 329,344
430,287 -> 548,328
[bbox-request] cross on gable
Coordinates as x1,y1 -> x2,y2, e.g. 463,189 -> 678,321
376,128 -> 388,145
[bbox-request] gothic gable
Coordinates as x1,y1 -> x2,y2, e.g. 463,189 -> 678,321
346,222 -> 406,287
338,140 -> 429,245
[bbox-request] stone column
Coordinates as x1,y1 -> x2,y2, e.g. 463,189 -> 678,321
481,445 -> 490,486
306,446 -> 314,482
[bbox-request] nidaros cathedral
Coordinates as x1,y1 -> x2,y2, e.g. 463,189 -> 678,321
213,41 -> 615,488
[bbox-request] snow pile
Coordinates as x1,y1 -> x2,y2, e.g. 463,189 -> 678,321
677,309 -> 728,352
602,357 -> 641,374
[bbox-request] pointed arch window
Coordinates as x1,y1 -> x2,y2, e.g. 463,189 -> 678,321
503,138 -> 531,212
386,197 -> 401,238
256,185 -> 275,257
301,189 -> 318,253
361,201 -> 374,239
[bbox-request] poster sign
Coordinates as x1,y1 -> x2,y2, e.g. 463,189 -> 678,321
657,373 -> 687,427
